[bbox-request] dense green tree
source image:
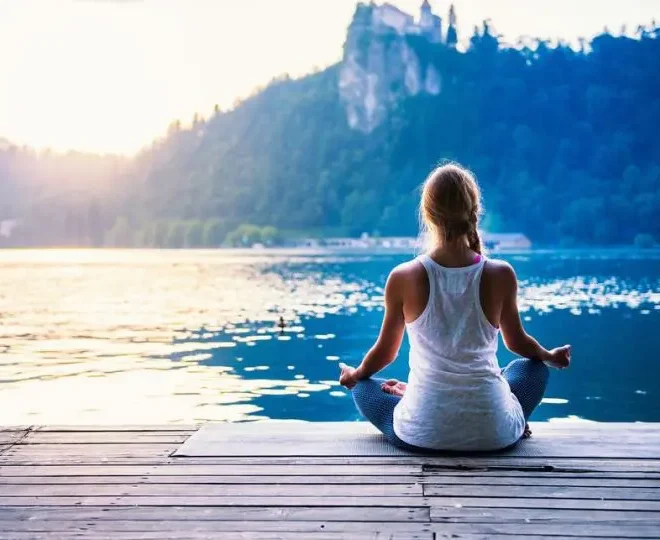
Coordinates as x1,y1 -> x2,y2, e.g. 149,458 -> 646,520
165,221 -> 187,248
226,224 -> 262,247
1,21 -> 659,248
260,226 -> 280,246
184,220 -> 204,248
202,218 -> 229,247
152,221 -> 169,248
105,216 -> 132,247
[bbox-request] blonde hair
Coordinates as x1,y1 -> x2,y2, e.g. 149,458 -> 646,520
419,163 -> 483,254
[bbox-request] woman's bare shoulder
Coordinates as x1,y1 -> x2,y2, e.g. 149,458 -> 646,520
483,257 -> 517,288
390,259 -> 426,280
387,259 -> 426,291
389,259 -> 429,320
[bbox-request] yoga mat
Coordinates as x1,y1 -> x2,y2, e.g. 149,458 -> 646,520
174,421 -> 660,458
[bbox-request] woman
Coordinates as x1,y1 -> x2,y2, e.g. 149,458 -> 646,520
339,163 -> 570,451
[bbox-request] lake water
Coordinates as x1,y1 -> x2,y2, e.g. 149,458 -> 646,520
1,248 -> 658,425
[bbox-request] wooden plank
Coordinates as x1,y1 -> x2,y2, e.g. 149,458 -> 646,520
2,455 -> 659,472
0,457 -> 656,474
2,495 -> 659,511
425,496 -> 660,511
433,537 -> 636,540
529,423 -> 659,432
0,496 -> 660,513
3,443 -> 177,454
432,537 -> 641,540
421,476 -> 660,487
0,463 -> 422,477
0,496 -> 427,507
0,522 -> 434,539
422,458 -> 660,473
0,517 -> 432,534
0,433 -> 24,445
425,484 -> 660,500
0,515 -> 657,537
21,432 -> 190,444
1,474 -> 657,487
426,522 -> 660,538
426,470 -> 660,479
33,425 -> 199,432
0,426 -> 31,432
434,531 -> 644,540
0,531 -> 636,540
0,475 -> 421,485
1,459 -> 657,474
0,506 -> 429,521
0,457 -> 182,465
430,505 -> 660,522
1,445 -> 176,460
434,537 -> 641,540
0,482 -> 422,497
0,533 -> 431,540
0,533 -> 630,540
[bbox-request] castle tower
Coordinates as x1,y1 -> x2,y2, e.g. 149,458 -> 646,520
420,0 -> 433,21
446,4 -> 458,47
419,0 -> 442,43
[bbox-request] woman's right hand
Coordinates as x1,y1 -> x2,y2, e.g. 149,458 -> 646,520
546,345 -> 571,369
339,363 -> 361,389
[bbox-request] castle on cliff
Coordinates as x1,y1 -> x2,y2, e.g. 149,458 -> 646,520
339,2 -> 459,133
354,1 -> 458,46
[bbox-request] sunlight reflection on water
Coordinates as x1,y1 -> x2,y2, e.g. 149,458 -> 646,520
1,248 -> 658,424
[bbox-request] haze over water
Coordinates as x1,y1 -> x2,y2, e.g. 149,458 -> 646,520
1,248 -> 658,425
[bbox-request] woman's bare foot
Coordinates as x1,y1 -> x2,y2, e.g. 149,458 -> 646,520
381,379 -> 407,397
522,423 -> 532,439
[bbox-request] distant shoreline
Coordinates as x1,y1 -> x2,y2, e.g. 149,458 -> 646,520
0,246 -> 658,256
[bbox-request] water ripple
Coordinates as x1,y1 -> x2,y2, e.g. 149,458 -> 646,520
0,248 -> 658,424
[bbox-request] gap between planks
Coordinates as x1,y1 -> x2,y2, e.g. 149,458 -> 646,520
0,498 -> 658,512
1,518 -> 659,539
0,464 -> 423,476
2,457 -> 659,474
1,474 -> 657,486
0,506 -> 429,522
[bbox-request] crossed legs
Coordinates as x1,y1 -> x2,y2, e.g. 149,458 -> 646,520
351,358 -> 549,450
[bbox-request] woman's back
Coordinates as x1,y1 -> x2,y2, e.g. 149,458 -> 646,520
339,162 -> 570,453
392,253 -> 526,451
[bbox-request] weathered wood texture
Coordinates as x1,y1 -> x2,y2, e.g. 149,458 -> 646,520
0,423 -> 659,539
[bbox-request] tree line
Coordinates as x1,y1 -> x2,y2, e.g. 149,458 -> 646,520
1,20 -> 658,248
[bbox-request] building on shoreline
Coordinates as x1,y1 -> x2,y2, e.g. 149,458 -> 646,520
293,233 -> 531,251
482,233 -> 532,250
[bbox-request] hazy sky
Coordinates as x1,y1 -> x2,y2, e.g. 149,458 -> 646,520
1,0 -> 659,154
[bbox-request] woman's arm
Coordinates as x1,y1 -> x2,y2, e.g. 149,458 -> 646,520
498,263 -> 571,369
340,267 -> 407,388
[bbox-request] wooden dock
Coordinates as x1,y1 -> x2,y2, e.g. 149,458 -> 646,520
0,423 -> 659,539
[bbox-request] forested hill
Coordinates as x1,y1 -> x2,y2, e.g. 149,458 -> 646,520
1,18 -> 659,248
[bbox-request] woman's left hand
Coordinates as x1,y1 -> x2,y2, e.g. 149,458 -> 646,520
339,363 -> 361,389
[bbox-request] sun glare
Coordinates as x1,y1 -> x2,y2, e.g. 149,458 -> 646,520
1,0 -> 658,154
0,0 -> 356,155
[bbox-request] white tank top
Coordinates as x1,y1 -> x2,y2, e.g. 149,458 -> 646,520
393,254 -> 525,451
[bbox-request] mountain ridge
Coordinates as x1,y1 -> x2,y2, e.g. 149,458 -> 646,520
1,6 -> 659,248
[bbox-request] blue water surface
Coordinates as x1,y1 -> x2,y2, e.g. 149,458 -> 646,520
1,249 -> 658,424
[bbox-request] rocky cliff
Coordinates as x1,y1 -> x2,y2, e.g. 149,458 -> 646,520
339,3 -> 443,133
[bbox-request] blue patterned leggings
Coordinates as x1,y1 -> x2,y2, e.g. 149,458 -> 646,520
351,358 -> 550,451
